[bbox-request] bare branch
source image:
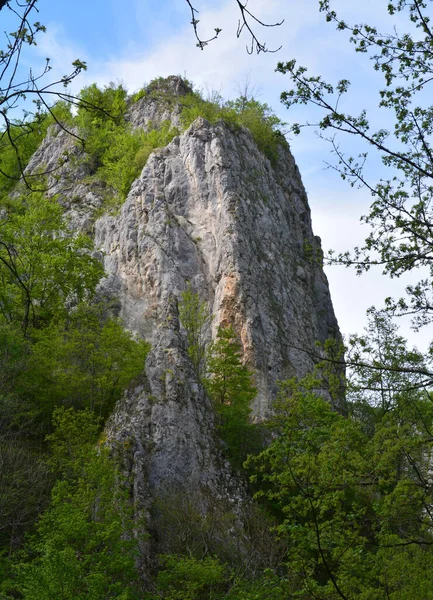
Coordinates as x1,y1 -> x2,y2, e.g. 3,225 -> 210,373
185,0 -> 284,53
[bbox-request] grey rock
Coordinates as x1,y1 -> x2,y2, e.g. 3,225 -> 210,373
94,115 -> 340,418
126,75 -> 192,131
106,296 -> 249,576
23,124 -> 105,233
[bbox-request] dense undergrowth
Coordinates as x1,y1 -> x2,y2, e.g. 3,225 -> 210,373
0,149 -> 149,596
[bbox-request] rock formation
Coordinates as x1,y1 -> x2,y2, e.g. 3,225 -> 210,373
25,76 -> 340,569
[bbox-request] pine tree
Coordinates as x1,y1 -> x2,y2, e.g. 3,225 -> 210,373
206,326 -> 257,467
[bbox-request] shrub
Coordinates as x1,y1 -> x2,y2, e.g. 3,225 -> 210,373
11,408 -> 140,600
98,120 -> 179,201
154,555 -> 226,600
27,302 -> 150,419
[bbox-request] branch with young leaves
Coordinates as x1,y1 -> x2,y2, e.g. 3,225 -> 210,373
277,1 -> 433,327
0,1 -> 91,191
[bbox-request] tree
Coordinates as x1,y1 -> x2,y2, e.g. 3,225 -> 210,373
277,0 -> 433,331
206,326 -> 258,467
7,408 -> 141,600
26,302 -> 150,419
247,313 -> 433,599
179,285 -> 212,380
0,191 -> 103,335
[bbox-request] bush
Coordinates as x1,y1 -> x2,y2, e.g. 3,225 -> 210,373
10,408 -> 141,600
154,555 -> 226,600
98,120 -> 179,201
26,302 -> 150,419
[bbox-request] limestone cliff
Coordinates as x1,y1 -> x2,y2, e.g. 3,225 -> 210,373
95,111 -> 339,417
25,76 -> 340,568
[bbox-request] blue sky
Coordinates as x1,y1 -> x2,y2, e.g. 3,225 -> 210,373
9,0 -> 429,349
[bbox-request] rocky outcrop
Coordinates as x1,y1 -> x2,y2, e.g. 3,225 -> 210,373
126,75 -> 192,131
25,76 -> 340,415
95,112 -> 339,417
106,296 -> 252,575
23,77 -> 340,572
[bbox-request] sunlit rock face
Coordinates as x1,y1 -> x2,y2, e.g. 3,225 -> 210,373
94,104 -> 339,418
26,76 -> 340,417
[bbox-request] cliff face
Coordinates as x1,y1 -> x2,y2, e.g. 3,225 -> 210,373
95,114 -> 338,417
25,77 -> 340,568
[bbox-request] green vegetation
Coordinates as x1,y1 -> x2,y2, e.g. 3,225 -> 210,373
247,312 -> 433,599
174,283 -> 433,599
131,77 -> 285,163
0,192 -> 103,335
27,303 -> 149,420
2,44 -> 433,594
143,555 -> 289,600
0,179 -> 149,565
206,325 -> 259,468
98,119 -> 177,201
179,284 -> 212,379
152,555 -> 227,600
4,408 -> 140,600
74,83 -> 173,202
71,78 -> 286,213
76,83 -> 180,203
178,290 -> 260,468
0,102 -> 73,201
180,93 -> 285,163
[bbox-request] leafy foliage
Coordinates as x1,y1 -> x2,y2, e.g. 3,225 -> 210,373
277,0 -> 433,328
248,314 -> 433,599
179,284 -> 212,379
0,180 -> 147,560
26,303 -> 149,419
75,83 -> 129,169
0,413 -> 51,553
205,326 -> 259,468
153,555 -> 226,600
75,83 -> 179,204
146,556 -> 288,600
0,192 -> 103,335
8,408 -> 140,600
178,288 -> 260,467
98,120 -> 178,201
